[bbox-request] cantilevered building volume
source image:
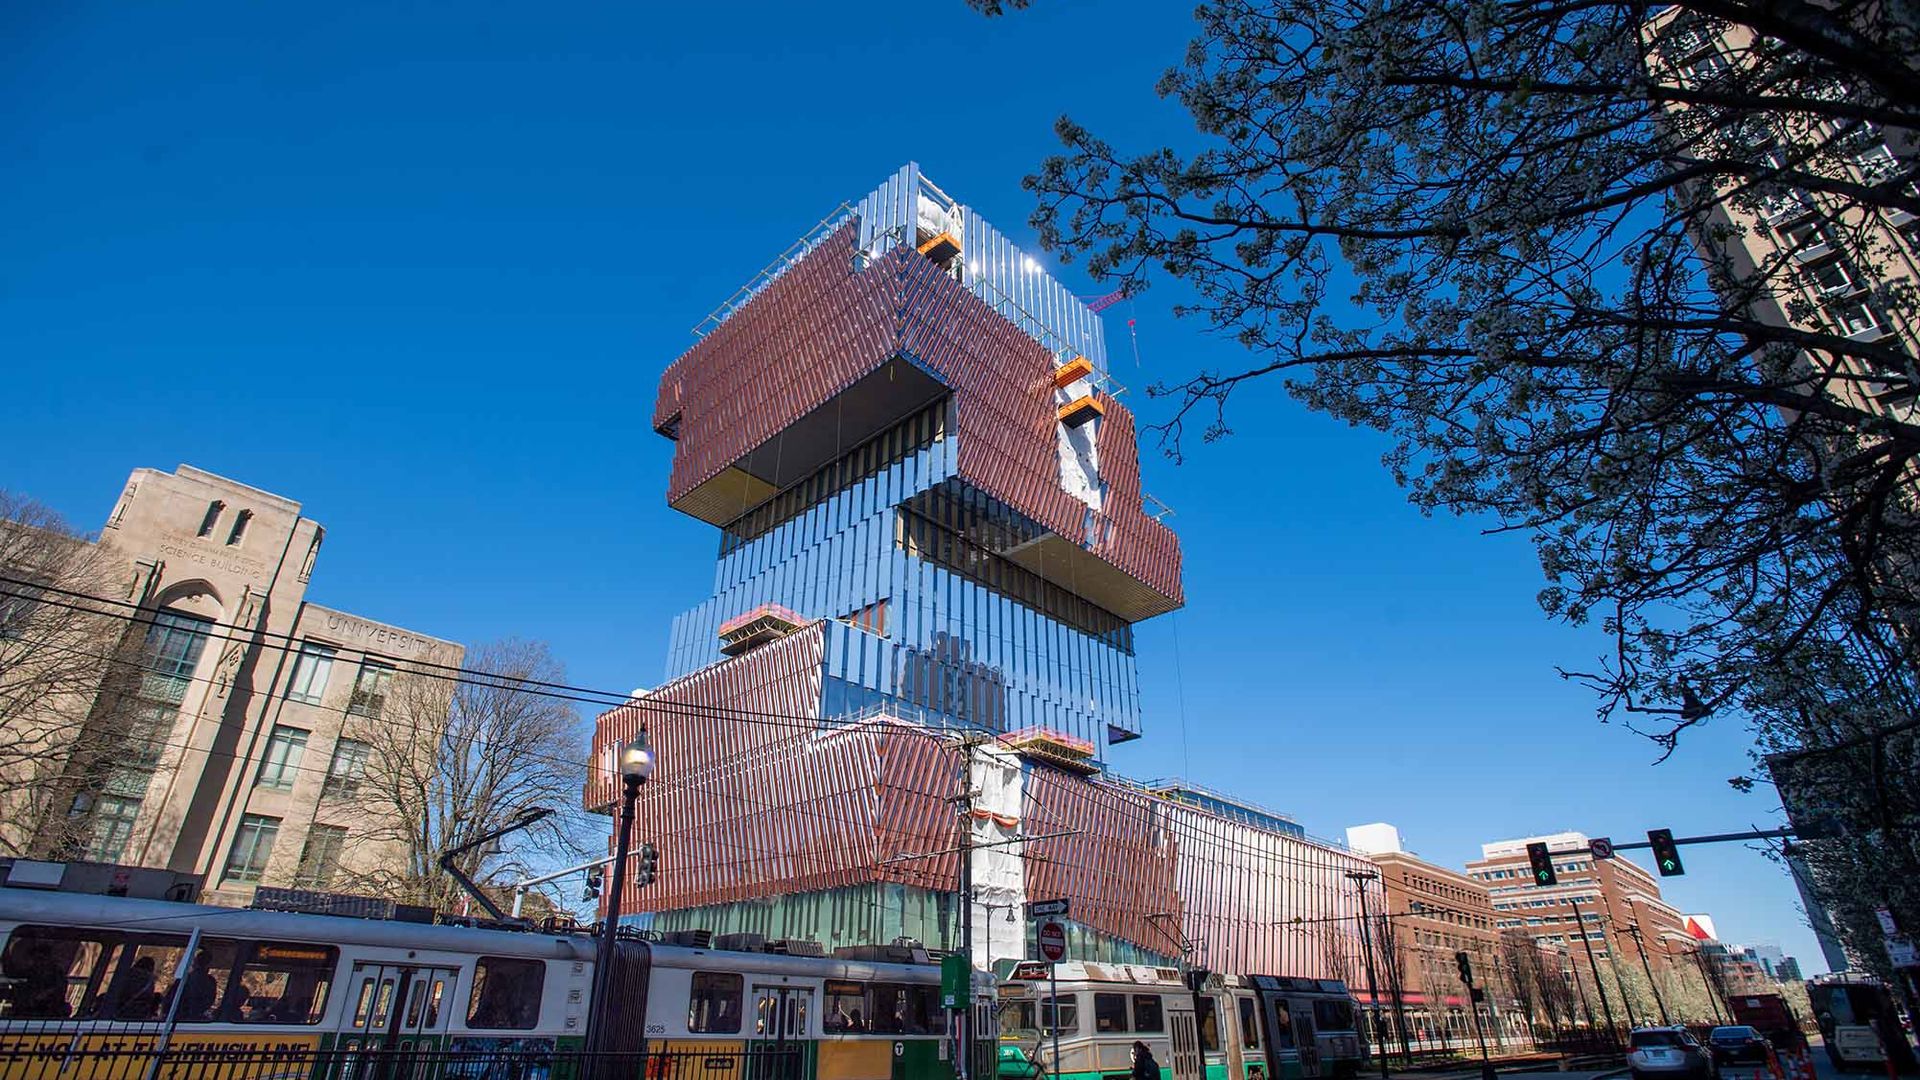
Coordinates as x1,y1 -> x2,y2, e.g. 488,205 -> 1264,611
590,165 -> 1372,978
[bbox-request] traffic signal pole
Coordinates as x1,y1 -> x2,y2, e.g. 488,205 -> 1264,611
1456,953 -> 1496,1080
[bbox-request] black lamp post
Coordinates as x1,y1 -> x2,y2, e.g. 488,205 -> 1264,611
587,727 -> 655,1059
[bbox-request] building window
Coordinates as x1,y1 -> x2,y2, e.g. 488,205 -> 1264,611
0,581 -> 44,639
143,610 -> 213,695
1807,259 -> 1858,297
197,500 -> 225,538
1856,144 -> 1902,184
286,643 -> 336,704
80,795 -> 142,862
223,814 -> 282,883
226,509 -> 251,547
293,824 -> 347,889
256,726 -> 309,791
126,699 -> 176,766
349,662 -> 395,717
1682,50 -> 1731,87
1834,301 -> 1884,338
325,738 -> 373,797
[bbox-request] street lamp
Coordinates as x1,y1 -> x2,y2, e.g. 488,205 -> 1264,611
588,727 -> 656,1059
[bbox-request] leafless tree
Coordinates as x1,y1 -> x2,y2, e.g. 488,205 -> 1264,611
337,638 -> 588,913
0,491 -> 136,855
1498,931 -> 1545,1039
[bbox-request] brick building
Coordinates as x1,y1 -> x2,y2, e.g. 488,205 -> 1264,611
1468,833 -> 1692,978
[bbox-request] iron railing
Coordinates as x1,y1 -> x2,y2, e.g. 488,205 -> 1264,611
0,1042 -> 802,1080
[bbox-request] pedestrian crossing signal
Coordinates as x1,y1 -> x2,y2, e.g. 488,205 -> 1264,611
1648,828 -> 1685,876
1527,842 -> 1557,886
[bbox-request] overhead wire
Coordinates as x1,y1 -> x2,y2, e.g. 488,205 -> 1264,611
0,574 -> 893,737
5,580 -> 1424,960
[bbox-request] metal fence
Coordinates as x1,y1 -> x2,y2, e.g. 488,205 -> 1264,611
0,1043 -> 801,1080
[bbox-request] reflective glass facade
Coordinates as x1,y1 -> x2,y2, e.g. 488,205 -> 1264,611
662,396 -> 1143,750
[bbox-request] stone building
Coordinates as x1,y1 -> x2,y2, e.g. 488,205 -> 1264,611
3,464 -> 460,905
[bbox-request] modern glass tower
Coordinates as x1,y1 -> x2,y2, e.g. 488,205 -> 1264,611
648,163 -> 1181,752
588,167 -> 1370,979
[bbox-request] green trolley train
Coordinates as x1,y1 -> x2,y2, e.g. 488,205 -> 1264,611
995,962 -> 1364,1080
0,880 -> 999,1080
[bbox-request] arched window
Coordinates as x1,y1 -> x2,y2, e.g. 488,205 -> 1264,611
197,500 -> 225,538
226,509 -> 252,547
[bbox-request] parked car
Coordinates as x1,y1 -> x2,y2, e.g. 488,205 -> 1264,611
1708,1026 -> 1772,1067
1629,1026 -> 1717,1080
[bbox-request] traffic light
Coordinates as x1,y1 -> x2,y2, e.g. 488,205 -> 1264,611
636,842 -> 659,887
1455,950 -> 1474,985
583,868 -> 603,902
1648,828 -> 1685,876
1526,841 -> 1557,886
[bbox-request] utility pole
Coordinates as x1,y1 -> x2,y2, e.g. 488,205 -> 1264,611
1622,920 -> 1670,1026
1687,944 -> 1729,1024
1567,895 -> 1620,1046
1603,919 -> 1639,1031
953,733 -> 982,1080
1346,871 -> 1391,1079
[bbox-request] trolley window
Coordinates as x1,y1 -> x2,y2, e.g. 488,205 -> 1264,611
467,956 -> 543,1029
1313,999 -> 1354,1033
870,983 -> 938,1034
1,925 -> 113,1019
1043,994 -> 1079,1034
825,979 -> 867,1033
1270,1000 -> 1296,1049
1239,997 -> 1261,1050
1000,999 -> 1037,1034
689,971 -> 744,1034
1133,995 -> 1164,1034
1094,992 -> 1129,1033
0,926 -> 247,1024
222,942 -> 336,1025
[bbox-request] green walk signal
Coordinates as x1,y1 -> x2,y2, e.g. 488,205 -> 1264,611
1648,828 -> 1685,876
1526,841 -> 1557,886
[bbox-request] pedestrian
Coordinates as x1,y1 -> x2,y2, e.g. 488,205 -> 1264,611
1130,1040 -> 1160,1080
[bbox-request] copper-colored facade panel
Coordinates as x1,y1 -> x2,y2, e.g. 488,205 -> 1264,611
654,225 -> 1182,612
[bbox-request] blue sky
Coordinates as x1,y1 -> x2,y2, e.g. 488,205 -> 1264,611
0,2 -> 1825,966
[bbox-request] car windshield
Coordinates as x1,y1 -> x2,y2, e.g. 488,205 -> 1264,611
1712,1027 -> 1758,1041
1632,1031 -> 1686,1048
